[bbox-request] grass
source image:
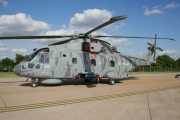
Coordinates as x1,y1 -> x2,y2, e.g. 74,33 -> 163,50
0,72 -> 20,78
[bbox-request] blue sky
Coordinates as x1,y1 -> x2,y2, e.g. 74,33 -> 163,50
0,0 -> 180,61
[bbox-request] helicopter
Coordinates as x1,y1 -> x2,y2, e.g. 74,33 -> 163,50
0,15 -> 175,87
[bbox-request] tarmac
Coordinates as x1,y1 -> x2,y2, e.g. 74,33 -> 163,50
0,73 -> 180,120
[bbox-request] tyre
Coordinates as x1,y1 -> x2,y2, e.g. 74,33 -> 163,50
31,83 -> 37,88
109,79 -> 115,85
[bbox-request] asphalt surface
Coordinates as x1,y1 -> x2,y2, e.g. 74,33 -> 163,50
0,73 -> 180,120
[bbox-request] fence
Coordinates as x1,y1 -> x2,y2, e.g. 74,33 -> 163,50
133,66 -> 180,72
0,65 -> 16,72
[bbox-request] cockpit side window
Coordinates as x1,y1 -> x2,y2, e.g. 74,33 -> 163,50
44,54 -> 49,63
24,48 -> 49,62
39,53 -> 49,63
39,54 -> 45,63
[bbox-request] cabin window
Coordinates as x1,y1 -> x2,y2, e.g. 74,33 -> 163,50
63,54 -> 66,57
72,58 -> 77,64
110,60 -> 115,67
91,59 -> 96,66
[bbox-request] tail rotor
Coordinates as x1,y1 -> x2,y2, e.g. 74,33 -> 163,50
146,34 -> 163,61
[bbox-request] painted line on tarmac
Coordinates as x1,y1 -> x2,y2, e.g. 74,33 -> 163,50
0,85 -> 180,113
128,80 -> 177,85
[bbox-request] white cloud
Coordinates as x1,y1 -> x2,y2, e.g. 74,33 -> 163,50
153,5 -> 161,9
121,51 -> 144,58
1,56 -> 8,59
45,27 -> 86,35
158,50 -> 180,60
1,9 -> 130,57
115,23 -> 126,29
109,38 -> 132,47
33,26 -> 90,44
0,9 -> 128,47
61,25 -> 66,29
91,32 -> 132,47
0,47 -> 9,55
144,7 -> 163,16
0,42 -> 6,47
164,2 -> 180,9
0,43 -> 27,59
0,0 -> 8,7
70,9 -> 112,27
34,25 -> 132,47
144,2 -> 180,16
11,48 -> 27,55
0,13 -> 50,36
0,43 -> 9,55
35,9 -> 128,46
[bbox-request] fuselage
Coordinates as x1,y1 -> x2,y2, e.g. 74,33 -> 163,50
13,38 -> 147,81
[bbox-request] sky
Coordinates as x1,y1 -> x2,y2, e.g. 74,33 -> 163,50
0,0 -> 180,61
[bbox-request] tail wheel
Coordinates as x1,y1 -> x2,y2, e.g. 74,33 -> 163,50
109,79 -> 115,85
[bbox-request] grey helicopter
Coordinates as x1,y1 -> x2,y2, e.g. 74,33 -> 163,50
0,15 -> 175,87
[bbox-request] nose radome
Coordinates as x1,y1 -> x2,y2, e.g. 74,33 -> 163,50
13,64 -> 21,76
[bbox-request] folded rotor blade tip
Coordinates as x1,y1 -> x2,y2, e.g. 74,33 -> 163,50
111,15 -> 128,20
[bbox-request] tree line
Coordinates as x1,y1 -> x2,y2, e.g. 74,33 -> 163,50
134,55 -> 180,72
0,54 -> 28,67
152,55 -> 180,67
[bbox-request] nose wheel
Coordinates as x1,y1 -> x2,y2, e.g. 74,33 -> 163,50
31,78 -> 37,88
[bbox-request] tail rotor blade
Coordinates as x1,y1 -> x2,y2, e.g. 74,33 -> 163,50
157,47 -> 163,51
153,49 -> 156,61
154,34 -> 157,45
147,42 -> 154,47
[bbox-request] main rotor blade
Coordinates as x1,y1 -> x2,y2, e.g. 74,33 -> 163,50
48,39 -> 72,46
0,35 -> 72,40
95,35 -> 176,41
85,15 -> 128,36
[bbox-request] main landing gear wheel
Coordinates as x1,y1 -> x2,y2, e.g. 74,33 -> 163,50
31,83 -> 37,88
109,79 -> 115,85
31,78 -> 37,88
